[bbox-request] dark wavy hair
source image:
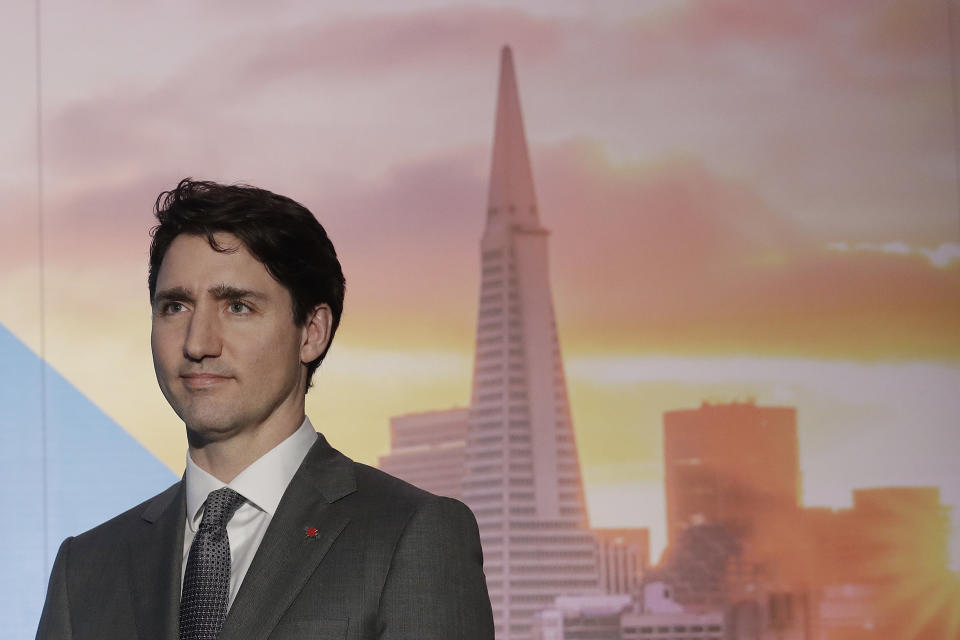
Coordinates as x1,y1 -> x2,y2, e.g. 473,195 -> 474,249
148,178 -> 345,389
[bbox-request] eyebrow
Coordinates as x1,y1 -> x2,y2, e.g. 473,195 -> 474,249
153,286 -> 194,307
152,284 -> 267,307
207,284 -> 267,301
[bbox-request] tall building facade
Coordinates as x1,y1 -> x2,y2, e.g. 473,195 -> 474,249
377,407 -> 468,500
593,528 -> 650,596
463,47 -> 598,639
663,400 -> 799,548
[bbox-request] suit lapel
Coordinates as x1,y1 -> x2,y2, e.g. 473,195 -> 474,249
219,434 -> 357,640
128,481 -> 185,640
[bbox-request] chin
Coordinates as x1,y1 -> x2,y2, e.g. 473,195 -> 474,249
184,420 -> 238,447
180,405 -> 243,443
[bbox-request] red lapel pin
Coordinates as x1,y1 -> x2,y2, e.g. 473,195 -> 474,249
305,527 -> 318,538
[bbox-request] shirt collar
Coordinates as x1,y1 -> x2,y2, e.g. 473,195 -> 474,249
184,417 -> 318,532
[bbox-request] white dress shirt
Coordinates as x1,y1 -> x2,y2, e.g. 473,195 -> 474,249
181,417 -> 318,607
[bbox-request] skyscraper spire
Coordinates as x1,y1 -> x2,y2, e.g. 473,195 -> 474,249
465,47 -> 598,640
487,46 -> 539,227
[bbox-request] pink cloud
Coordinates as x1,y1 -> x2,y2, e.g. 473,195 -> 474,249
3,133 -> 957,361
532,141 -> 959,358
858,0 -> 952,57
238,7 -> 564,83
0,188 -> 41,270
622,0 -> 948,93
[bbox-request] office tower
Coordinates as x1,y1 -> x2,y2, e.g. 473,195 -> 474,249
377,407 -> 468,500
621,583 -> 726,640
593,528 -> 650,596
532,595 -> 632,640
663,400 -> 799,548
463,46 -> 598,639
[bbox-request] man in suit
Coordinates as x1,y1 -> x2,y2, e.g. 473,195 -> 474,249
37,179 -> 494,639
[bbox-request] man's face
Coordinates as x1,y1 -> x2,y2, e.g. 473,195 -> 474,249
150,232 -> 308,443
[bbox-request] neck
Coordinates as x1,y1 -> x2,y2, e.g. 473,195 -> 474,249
187,404 -> 305,483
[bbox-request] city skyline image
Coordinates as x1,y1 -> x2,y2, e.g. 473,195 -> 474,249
378,42 -> 960,639
2,1 -> 959,638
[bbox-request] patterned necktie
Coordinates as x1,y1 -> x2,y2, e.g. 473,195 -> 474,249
179,487 -> 245,640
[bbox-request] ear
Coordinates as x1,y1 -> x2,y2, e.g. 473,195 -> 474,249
300,304 -> 333,365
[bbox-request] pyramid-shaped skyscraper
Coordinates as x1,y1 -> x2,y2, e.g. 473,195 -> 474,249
464,46 -> 599,639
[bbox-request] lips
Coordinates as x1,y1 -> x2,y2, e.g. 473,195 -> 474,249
180,373 -> 232,390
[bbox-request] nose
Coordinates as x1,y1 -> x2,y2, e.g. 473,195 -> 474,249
183,303 -> 222,361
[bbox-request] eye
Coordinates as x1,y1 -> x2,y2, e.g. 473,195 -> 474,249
160,301 -> 186,315
228,300 -> 252,314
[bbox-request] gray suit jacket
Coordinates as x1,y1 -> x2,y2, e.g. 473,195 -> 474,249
36,433 -> 494,639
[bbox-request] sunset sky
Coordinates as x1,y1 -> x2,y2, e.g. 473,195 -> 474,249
1,0 -> 958,564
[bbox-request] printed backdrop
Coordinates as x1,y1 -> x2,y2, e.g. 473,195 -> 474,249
1,1 -> 958,637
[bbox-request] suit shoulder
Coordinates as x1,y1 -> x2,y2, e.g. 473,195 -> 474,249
349,463 -> 476,525
351,462 -> 437,505
69,481 -> 181,549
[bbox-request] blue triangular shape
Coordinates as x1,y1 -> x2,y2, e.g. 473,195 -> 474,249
0,322 -> 177,638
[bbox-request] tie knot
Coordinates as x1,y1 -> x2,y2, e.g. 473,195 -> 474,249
200,487 -> 244,531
